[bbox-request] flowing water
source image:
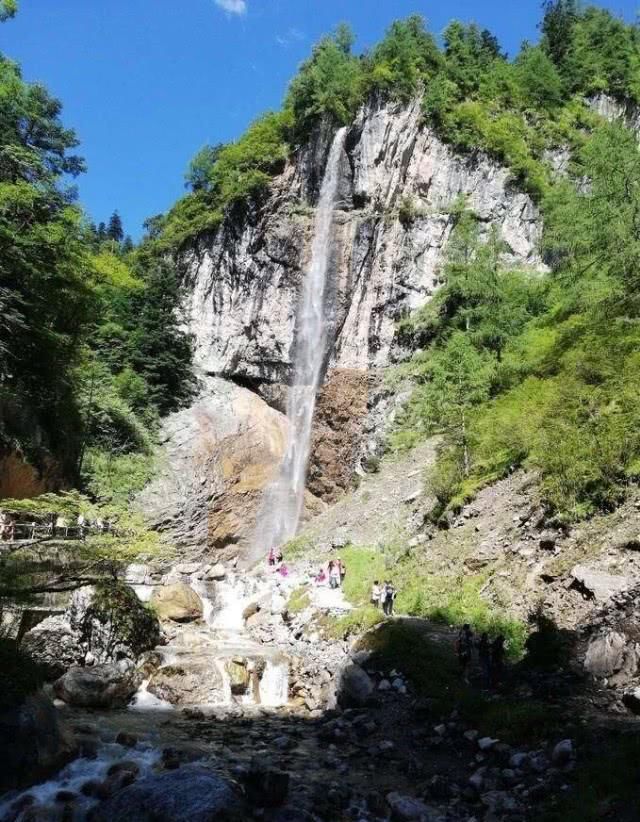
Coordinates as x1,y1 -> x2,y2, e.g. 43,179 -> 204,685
252,128 -> 347,556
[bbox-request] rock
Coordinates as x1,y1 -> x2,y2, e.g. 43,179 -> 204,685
551,739 -> 574,766
539,533 -> 557,551
481,790 -> 520,813
571,565 -> 632,603
463,730 -> 479,743
622,688 -> 640,714
205,563 -> 226,581
148,663 -> 224,706
434,724 -> 446,737
124,564 -> 152,585
20,615 -> 83,679
468,770 -> 484,791
509,752 -> 529,769
478,737 -> 498,751
21,583 -> 160,677
137,377 -> 289,560
386,791 -> 432,821
54,664 -> 140,708
226,659 -> 250,695
335,663 -> 374,708
150,584 -> 203,623
241,763 -> 290,808
378,679 -> 391,691
0,693 -> 76,793
91,766 -> 242,821
115,732 -> 138,748
174,563 -> 201,576
584,631 -> 628,677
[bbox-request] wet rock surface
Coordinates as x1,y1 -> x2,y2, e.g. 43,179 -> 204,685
54,664 -> 141,709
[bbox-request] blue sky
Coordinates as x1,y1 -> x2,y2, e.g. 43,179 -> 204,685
1,0 -> 637,238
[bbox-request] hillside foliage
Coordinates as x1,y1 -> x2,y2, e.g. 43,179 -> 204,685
155,3 -> 640,247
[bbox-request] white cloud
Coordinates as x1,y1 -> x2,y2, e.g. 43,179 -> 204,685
276,27 -> 305,47
215,0 -> 247,16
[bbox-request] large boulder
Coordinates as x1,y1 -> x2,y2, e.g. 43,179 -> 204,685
150,583 -> 203,623
571,565 -> 632,603
54,663 -> 141,708
137,377 -> 289,562
21,582 -> 161,678
584,631 -> 628,678
147,663 -> 224,705
0,692 -> 75,793
335,662 -> 374,708
91,766 -> 243,822
20,614 -> 84,679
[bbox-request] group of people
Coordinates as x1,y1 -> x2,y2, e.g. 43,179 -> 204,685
267,546 -> 290,577
456,624 -> 506,688
370,580 -> 397,615
314,558 -> 346,589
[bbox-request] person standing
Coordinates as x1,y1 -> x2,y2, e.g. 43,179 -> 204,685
371,580 -> 381,608
383,581 -> 397,616
456,624 -> 474,684
329,561 -> 340,590
337,557 -> 346,586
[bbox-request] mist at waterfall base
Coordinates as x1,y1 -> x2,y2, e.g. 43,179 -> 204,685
251,128 -> 347,556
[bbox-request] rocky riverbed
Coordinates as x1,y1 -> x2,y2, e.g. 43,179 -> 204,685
1,556 -> 599,822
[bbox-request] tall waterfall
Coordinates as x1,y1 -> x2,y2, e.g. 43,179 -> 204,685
253,127 -> 346,556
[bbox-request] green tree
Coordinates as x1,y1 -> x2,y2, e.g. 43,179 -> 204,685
420,333 -> 496,476
185,143 -> 224,192
106,210 -> 124,243
540,0 -> 580,67
0,1 -> 17,23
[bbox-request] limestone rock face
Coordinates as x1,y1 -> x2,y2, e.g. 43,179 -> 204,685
181,98 -> 544,388
147,98 -> 547,559
147,663 -> 224,705
138,376 -> 289,554
150,583 -> 203,623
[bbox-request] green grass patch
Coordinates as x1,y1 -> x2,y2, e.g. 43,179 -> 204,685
287,586 -> 311,614
329,605 -> 385,639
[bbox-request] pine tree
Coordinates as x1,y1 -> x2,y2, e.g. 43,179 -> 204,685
106,211 -> 124,243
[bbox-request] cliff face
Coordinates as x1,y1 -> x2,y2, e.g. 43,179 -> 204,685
147,98 -> 546,555
182,97 -> 543,387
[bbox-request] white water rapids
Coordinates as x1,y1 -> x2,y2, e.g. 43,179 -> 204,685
252,127 -> 346,555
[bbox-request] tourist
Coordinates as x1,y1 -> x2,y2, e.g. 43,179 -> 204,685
0,512 -> 14,542
491,635 -> 506,688
477,632 -> 491,689
329,561 -> 340,589
77,513 -> 86,538
382,581 -> 397,616
277,562 -> 289,578
456,624 -> 474,684
337,557 -> 346,586
315,567 -> 327,585
371,580 -> 381,608
275,547 -> 283,564
268,546 -> 276,567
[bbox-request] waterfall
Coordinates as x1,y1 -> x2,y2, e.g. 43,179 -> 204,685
253,127 -> 346,555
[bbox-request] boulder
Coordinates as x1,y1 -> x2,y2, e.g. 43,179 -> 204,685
571,566 -> 632,603
226,659 -> 250,695
147,663 -> 224,705
622,688 -> 640,715
21,582 -> 161,678
0,693 -> 76,793
91,766 -> 242,822
151,584 -> 203,623
20,615 -> 83,679
54,664 -> 141,708
204,563 -> 226,581
336,662 -> 374,708
584,631 -> 627,677
386,791 -> 433,821
551,739 -> 574,766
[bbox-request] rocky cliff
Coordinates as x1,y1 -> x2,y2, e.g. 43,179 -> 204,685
144,97 -> 546,556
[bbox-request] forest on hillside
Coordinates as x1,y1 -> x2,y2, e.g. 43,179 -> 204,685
2,0 -> 640,533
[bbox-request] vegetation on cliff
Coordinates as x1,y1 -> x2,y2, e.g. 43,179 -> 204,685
394,120 -> 640,523
156,2 -> 640,247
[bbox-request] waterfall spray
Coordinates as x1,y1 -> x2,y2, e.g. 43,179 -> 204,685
252,127 -> 346,556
